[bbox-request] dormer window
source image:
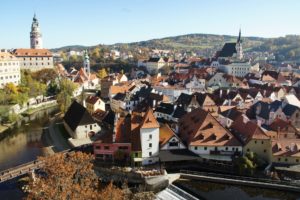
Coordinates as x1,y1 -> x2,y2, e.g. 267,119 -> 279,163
211,134 -> 217,140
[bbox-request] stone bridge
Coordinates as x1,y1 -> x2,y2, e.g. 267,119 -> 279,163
0,160 -> 44,183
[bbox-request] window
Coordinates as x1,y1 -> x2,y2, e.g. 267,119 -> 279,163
149,143 -> 152,148
254,141 -> 257,144
149,160 -> 152,163
204,147 -> 207,150
104,146 -> 109,150
261,141 -> 264,144
95,146 -> 101,150
296,159 -> 299,163
149,152 -> 152,156
169,141 -> 179,147
149,134 -> 152,139
90,125 -> 93,130
264,149 -> 267,153
247,148 -> 250,152
278,158 -> 281,161
285,158 -> 288,162
119,146 -> 128,150
194,146 -> 198,150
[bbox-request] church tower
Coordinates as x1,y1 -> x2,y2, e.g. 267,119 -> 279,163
30,14 -> 43,49
236,28 -> 243,60
83,50 -> 90,80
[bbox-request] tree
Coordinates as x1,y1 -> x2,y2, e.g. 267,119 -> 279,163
97,68 -> 108,79
32,68 -> 58,84
56,78 -> 77,113
25,152 -> 124,200
26,152 -> 124,200
4,83 -> 18,95
0,89 -> 6,105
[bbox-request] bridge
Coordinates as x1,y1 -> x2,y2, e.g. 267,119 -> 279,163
0,160 -> 44,183
180,170 -> 300,193
0,144 -> 93,184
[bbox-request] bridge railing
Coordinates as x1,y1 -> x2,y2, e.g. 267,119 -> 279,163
180,170 -> 300,187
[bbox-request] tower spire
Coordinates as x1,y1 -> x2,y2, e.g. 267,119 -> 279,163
237,27 -> 242,43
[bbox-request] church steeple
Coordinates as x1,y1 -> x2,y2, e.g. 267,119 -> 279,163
236,28 -> 243,60
30,13 -> 43,49
237,28 -> 242,44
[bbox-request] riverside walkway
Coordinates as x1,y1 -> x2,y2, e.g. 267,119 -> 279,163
180,170 -> 300,193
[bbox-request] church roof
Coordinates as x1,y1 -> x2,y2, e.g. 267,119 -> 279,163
218,43 -> 237,58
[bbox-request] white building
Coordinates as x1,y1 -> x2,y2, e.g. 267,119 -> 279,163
63,101 -> 101,139
153,83 -> 190,102
140,108 -> 160,165
0,50 -> 21,88
85,95 -> 105,114
146,57 -> 166,74
219,62 -> 252,77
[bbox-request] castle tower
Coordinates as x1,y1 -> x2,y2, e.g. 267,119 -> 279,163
30,14 -> 43,49
236,28 -> 243,60
83,50 -> 90,80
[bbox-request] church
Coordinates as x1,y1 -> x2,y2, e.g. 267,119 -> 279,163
215,29 -> 243,60
13,14 -> 54,71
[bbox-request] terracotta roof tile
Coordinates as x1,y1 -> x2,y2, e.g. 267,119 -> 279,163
179,108 -> 241,147
13,48 -> 52,57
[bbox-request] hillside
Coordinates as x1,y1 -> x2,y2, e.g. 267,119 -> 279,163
52,34 -> 300,61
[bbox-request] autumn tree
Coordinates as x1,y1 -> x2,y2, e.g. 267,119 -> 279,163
4,83 -> 18,95
32,68 -> 58,84
56,78 -> 77,113
97,68 -> 108,79
25,152 -> 124,200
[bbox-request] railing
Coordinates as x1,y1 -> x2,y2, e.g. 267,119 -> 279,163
180,170 -> 300,188
168,184 -> 199,200
0,148 -> 74,183
0,161 -> 44,183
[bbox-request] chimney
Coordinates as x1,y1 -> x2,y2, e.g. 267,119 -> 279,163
220,89 -> 223,98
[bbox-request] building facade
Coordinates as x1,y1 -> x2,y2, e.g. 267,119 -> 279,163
13,49 -> 54,71
0,50 -> 21,88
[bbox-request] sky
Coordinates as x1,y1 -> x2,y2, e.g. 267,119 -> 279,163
1,0 -> 300,49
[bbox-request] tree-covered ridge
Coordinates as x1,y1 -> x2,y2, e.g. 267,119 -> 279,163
251,35 -> 300,61
53,34 -> 300,61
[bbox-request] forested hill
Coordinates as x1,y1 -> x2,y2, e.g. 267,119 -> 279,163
52,34 -> 300,61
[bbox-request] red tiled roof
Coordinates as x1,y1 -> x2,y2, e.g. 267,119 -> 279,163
232,115 -> 269,143
86,95 -> 101,105
179,108 -> 241,147
13,48 -> 52,57
141,107 -> 160,129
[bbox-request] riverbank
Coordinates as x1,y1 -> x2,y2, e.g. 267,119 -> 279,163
0,101 -> 57,136
22,101 -> 57,116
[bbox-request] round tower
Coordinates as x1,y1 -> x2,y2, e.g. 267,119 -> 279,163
30,14 -> 43,49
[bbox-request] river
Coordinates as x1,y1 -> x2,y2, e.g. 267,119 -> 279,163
174,179 -> 300,200
0,106 -> 58,171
